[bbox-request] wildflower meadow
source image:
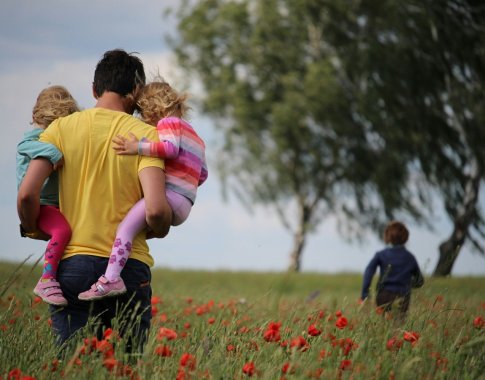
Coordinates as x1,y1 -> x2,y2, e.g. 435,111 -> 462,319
0,259 -> 483,379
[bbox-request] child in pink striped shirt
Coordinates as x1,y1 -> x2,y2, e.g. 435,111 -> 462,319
78,80 -> 208,300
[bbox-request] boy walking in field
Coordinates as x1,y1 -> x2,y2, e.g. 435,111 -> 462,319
361,221 -> 424,321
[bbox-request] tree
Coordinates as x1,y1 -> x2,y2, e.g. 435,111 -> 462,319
327,0 -> 485,275
169,0 -> 423,271
168,0 -> 484,274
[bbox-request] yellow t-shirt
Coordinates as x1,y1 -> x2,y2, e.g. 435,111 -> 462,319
40,108 -> 164,267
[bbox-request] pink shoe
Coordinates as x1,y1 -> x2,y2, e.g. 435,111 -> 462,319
34,280 -> 68,306
78,275 -> 127,301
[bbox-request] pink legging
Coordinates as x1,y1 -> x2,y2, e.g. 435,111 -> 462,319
104,190 -> 191,281
37,205 -> 72,281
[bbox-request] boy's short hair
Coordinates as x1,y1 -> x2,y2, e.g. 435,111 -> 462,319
93,49 -> 146,98
32,85 -> 79,128
383,221 -> 409,245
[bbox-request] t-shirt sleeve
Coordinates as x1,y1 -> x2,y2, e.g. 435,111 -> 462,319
39,120 -> 60,148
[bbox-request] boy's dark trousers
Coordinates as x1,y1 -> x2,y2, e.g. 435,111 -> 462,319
376,289 -> 411,320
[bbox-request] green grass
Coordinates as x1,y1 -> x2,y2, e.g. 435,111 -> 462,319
0,260 -> 484,379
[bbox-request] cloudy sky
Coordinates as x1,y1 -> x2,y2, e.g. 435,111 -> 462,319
1,0 -> 484,276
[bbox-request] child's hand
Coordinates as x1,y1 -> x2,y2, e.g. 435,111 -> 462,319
112,132 -> 139,155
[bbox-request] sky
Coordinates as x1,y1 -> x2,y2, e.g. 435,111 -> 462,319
1,0 -> 484,277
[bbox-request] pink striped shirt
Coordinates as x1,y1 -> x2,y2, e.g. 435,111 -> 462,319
138,116 -> 208,203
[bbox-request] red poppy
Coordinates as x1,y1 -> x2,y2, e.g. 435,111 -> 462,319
263,321 -> 281,342
335,316 -> 348,329
239,326 -> 250,334
282,362 -> 290,374
403,331 -> 420,345
289,336 -> 310,351
8,368 -> 22,379
96,339 -> 114,357
226,344 -> 235,352
103,328 -> 114,340
341,338 -> 358,356
208,317 -> 216,324
386,337 -> 403,351
176,368 -> 187,380
180,353 -> 196,370
151,295 -> 162,305
335,310 -> 343,317
103,357 -> 118,371
319,349 -> 330,359
473,316 -> 484,329
282,362 -> 296,374
154,344 -> 173,357
42,359 -> 59,373
151,306 -> 159,317
242,361 -> 256,376
157,327 -> 178,341
339,359 -> 352,370
307,323 -> 322,337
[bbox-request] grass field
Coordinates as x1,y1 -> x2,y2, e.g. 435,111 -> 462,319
0,259 -> 483,379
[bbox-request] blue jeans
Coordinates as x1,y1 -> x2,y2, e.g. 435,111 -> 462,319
50,255 -> 152,354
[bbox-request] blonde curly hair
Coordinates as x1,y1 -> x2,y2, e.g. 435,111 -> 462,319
136,78 -> 189,126
32,85 -> 79,129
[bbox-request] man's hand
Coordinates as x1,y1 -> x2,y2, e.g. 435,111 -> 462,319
53,157 -> 64,171
112,133 -> 139,155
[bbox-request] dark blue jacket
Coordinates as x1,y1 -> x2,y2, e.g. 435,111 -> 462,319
361,245 -> 424,299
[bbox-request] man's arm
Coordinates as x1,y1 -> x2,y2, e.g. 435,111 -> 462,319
138,167 -> 171,238
17,158 -> 53,232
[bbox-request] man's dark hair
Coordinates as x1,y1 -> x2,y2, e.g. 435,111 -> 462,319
93,49 -> 146,97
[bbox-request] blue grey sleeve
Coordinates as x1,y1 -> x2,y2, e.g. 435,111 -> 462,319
17,139 -> 63,164
361,253 -> 380,299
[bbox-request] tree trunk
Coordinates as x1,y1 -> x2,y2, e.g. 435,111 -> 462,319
287,201 -> 312,272
288,227 -> 307,272
433,172 -> 481,276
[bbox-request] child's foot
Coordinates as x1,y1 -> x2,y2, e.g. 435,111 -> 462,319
78,275 -> 127,301
34,280 -> 68,306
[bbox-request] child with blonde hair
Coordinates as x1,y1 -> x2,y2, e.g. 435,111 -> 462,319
361,221 -> 424,321
17,85 -> 80,305
78,79 -> 208,300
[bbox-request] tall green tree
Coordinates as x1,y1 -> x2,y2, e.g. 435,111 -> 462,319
327,0 -> 485,275
168,0 -> 484,274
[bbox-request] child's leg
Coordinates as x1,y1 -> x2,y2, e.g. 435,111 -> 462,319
166,190 -> 192,226
34,205 -> 71,306
104,199 -> 148,282
37,205 -> 72,281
